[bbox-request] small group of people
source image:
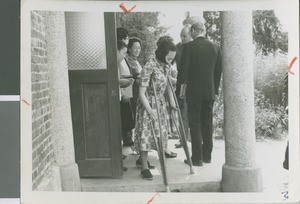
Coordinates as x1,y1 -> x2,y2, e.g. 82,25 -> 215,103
116,21 -> 222,180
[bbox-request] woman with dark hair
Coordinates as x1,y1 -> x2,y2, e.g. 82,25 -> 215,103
156,36 -> 177,86
126,37 -> 142,119
134,38 -> 177,180
157,36 -> 180,144
117,27 -> 129,45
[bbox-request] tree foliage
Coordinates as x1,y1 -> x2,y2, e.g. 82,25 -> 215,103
116,12 -> 167,65
117,11 -> 287,58
253,10 -> 288,55
183,12 -> 221,45
202,10 -> 288,55
203,11 -> 222,45
203,11 -> 288,105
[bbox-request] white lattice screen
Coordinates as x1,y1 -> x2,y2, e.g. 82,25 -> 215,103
65,12 -> 107,70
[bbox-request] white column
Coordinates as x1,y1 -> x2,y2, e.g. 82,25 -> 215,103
45,11 -> 81,191
221,11 -> 263,192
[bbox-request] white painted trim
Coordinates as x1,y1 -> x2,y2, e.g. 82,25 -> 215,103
0,199 -> 20,204
0,95 -> 20,101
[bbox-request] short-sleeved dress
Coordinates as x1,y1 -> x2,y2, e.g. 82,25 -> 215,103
134,58 -> 170,152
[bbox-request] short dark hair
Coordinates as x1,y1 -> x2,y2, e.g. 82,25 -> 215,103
155,40 -> 176,64
156,35 -> 174,47
117,40 -> 127,51
117,27 -> 129,41
127,37 -> 141,54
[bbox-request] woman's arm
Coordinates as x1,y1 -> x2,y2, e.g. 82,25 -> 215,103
126,57 -> 141,79
169,76 -> 177,86
139,86 -> 155,120
119,78 -> 131,88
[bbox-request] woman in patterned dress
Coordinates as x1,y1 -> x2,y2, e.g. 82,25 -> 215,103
134,39 -> 177,180
156,36 -> 180,141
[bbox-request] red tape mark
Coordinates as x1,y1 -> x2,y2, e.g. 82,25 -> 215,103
147,192 -> 160,204
288,56 -> 298,75
22,99 -> 30,106
119,3 -> 136,13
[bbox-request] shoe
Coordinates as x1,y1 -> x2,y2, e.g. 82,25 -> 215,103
123,166 -> 128,171
184,159 -> 203,166
203,159 -> 211,163
136,159 -> 155,169
165,151 -> 177,158
130,146 -> 138,155
175,142 -> 183,148
122,154 -> 127,160
140,169 -> 153,180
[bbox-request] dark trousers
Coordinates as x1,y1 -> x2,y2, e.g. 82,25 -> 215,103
120,100 -> 134,142
187,100 -> 214,162
131,82 -> 139,122
181,101 -> 190,140
176,92 -> 190,141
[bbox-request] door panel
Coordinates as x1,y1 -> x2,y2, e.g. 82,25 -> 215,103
83,84 -> 110,159
68,13 -> 122,178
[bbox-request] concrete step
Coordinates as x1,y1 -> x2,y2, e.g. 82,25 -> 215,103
81,140 -> 223,192
81,178 -> 221,192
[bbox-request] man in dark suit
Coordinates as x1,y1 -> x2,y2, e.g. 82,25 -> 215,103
178,21 -> 222,166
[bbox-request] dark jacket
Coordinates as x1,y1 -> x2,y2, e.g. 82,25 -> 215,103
178,36 -> 222,102
175,42 -> 184,67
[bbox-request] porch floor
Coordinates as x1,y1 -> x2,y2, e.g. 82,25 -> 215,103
80,138 -> 288,193
81,139 -> 224,192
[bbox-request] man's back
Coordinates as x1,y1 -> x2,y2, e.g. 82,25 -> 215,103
180,36 -> 222,102
175,42 -> 184,67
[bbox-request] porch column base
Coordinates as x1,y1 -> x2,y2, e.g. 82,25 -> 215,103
60,163 -> 81,191
222,164 -> 262,192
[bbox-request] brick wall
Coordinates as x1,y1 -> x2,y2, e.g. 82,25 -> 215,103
31,11 -> 55,190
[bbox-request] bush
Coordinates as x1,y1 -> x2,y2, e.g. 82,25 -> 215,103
253,51 -> 288,139
254,89 -> 288,138
213,83 -> 288,140
254,51 -> 288,106
213,79 -> 224,139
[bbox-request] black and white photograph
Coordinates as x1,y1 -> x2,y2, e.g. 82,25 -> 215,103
20,0 -> 299,203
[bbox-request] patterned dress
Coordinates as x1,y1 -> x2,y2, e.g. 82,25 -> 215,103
134,58 -> 170,152
166,63 -> 179,135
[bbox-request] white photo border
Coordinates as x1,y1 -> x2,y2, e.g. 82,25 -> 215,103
21,0 -> 299,203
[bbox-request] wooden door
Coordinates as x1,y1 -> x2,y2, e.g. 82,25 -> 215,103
68,13 -> 122,178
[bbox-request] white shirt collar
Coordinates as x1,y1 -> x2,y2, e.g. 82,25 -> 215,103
195,34 -> 205,39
